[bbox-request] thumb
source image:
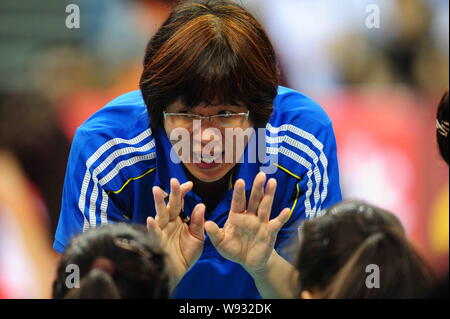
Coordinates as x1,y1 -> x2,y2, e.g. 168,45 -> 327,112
205,221 -> 224,247
269,207 -> 291,233
147,217 -> 163,246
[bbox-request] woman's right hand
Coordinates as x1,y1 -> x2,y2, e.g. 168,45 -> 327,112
204,172 -> 291,275
147,178 -> 205,289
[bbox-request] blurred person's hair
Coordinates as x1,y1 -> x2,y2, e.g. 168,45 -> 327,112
0,92 -> 70,235
424,89 -> 450,299
139,0 -> 278,130
296,200 -> 434,298
436,90 -> 449,165
52,223 -> 169,299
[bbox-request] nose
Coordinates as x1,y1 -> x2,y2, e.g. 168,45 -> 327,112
192,117 -> 221,137
191,121 -> 223,155
200,115 -> 220,129
197,122 -> 221,142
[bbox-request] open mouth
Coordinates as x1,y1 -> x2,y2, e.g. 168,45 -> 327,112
195,161 -> 221,169
192,152 -> 224,169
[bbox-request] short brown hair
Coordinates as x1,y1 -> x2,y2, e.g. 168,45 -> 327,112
140,0 -> 278,130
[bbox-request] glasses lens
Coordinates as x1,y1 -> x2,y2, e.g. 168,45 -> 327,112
167,113 -> 247,128
217,114 -> 246,128
169,114 -> 195,128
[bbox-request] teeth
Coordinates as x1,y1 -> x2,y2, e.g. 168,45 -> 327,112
193,152 -> 223,163
201,155 -> 222,164
193,154 -> 202,162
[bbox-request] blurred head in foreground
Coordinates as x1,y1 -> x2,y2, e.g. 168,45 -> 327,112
296,200 -> 434,298
52,223 -> 169,299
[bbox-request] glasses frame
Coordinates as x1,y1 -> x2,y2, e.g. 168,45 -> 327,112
163,110 -> 250,127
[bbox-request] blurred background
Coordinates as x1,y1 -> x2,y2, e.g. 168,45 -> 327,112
0,0 -> 448,298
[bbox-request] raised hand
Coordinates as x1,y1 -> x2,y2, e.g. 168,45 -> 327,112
147,178 -> 205,288
204,172 -> 291,274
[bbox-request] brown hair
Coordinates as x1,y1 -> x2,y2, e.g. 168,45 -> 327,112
296,200 -> 434,298
139,0 -> 279,130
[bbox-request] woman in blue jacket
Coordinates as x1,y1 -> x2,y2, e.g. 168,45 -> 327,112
55,0 -> 342,298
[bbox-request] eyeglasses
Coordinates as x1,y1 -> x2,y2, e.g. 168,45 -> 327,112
163,110 -> 250,128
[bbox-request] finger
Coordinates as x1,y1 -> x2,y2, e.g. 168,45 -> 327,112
268,207 -> 291,233
153,186 -> 169,229
167,178 -> 182,221
180,181 -> 193,197
180,181 -> 193,212
230,179 -> 246,213
146,217 -> 163,245
257,178 -> 277,222
247,172 -> 266,215
188,203 -> 206,241
204,221 -> 224,247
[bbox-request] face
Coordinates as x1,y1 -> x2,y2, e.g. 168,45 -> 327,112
163,100 -> 254,183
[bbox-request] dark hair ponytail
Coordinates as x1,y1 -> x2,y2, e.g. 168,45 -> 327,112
323,226 -> 434,298
53,223 -> 169,299
436,90 -> 449,165
64,269 -> 121,299
296,200 -> 435,298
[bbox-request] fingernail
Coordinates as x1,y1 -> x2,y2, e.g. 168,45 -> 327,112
161,190 -> 168,198
181,181 -> 193,188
